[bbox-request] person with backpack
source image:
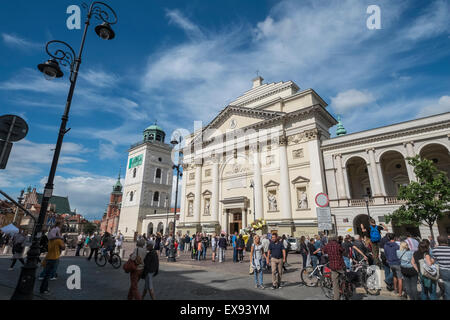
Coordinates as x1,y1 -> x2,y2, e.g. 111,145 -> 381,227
218,233 -> 227,263
236,234 -> 245,263
412,239 -> 438,300
141,242 -> 159,300
341,235 -> 353,270
384,233 -> 403,298
9,229 -> 26,270
397,241 -> 419,300
361,219 -> 388,266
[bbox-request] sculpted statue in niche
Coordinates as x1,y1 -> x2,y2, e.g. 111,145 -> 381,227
299,191 -> 308,209
268,192 -> 278,211
204,199 -> 210,215
188,201 -> 194,216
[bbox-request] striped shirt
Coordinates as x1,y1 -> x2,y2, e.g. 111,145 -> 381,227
432,246 -> 450,271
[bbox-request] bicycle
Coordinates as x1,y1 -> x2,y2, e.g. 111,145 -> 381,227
95,248 -> 122,269
352,258 -> 381,295
337,271 -> 358,300
300,263 -> 333,298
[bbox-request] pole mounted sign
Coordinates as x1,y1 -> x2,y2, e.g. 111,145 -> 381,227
315,193 -> 332,231
0,115 -> 29,170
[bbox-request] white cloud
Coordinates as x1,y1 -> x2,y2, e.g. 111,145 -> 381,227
1,33 -> 41,50
417,96 -> 450,117
40,175 -> 116,220
166,9 -> 204,39
403,0 -> 449,41
331,89 -> 375,113
79,69 -> 119,88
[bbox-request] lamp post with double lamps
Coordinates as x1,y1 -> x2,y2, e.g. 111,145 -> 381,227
249,180 -> 256,224
11,2 -> 117,300
167,135 -> 183,262
363,194 -> 371,219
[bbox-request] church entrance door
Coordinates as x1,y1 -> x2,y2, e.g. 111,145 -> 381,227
229,212 -> 242,234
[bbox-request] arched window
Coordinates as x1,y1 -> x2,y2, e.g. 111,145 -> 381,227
156,135 -> 161,141
153,191 -> 159,202
133,168 -> 137,178
130,191 -> 134,202
156,168 -> 162,179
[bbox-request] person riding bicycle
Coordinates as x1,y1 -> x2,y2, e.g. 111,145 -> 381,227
101,232 -> 116,262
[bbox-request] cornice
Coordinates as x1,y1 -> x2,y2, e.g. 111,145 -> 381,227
322,122 -> 450,152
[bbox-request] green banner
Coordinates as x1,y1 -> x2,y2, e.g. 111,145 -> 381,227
129,154 -> 143,169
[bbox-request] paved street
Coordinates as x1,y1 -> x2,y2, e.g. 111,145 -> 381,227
0,244 -> 398,300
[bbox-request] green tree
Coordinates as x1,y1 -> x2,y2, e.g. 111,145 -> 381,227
83,222 -> 98,235
386,156 -> 450,240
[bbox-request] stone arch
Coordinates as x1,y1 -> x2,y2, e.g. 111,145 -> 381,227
376,148 -> 407,163
346,156 -> 371,199
147,222 -> 154,236
157,222 -> 164,234
379,150 -> 409,196
419,143 -> 450,177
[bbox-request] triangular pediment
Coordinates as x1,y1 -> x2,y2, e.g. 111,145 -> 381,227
292,176 -> 310,184
202,190 -> 212,196
193,106 -> 285,145
186,192 -> 195,198
264,180 -> 280,188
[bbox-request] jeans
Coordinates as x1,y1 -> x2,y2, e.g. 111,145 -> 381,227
233,247 -> 237,262
343,257 -> 351,270
197,250 -> 202,260
40,259 -> 58,293
440,268 -> 450,300
384,265 -> 393,285
39,259 -> 59,279
301,253 -> 308,269
403,274 -> 419,300
420,277 -> 437,300
310,255 -> 318,275
75,243 -> 82,256
219,247 -> 226,262
87,248 -> 99,261
254,269 -> 263,287
202,247 -> 207,259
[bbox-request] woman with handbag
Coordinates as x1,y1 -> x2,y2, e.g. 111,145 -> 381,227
126,239 -> 147,300
397,241 -> 419,300
141,242 -> 159,300
412,240 -> 438,300
251,235 -> 265,289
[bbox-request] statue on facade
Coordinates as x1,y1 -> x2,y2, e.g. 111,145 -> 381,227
188,201 -> 194,216
299,191 -> 308,209
205,201 -> 210,215
268,193 -> 278,211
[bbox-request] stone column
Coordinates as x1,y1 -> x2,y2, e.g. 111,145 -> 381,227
194,164 -> 202,224
334,154 -> 348,199
366,148 -> 383,196
252,148 -> 264,220
279,135 -> 293,220
404,142 -> 417,182
211,160 -> 220,224
242,208 -> 247,230
307,129 -> 326,208
180,164 -> 188,223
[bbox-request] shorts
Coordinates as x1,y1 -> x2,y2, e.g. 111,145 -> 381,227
390,264 -> 404,280
144,273 -> 154,291
212,246 -> 217,253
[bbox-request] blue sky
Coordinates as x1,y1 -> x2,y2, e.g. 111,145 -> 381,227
0,0 -> 449,220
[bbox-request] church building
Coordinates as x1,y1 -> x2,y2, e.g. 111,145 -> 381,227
177,77 -> 450,239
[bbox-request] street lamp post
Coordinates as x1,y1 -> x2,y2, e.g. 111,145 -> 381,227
364,194 -> 371,219
249,180 -> 256,224
11,2 -> 117,300
165,196 -> 169,236
167,135 -> 183,262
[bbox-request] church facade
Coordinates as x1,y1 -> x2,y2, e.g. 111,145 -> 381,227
177,77 -> 450,239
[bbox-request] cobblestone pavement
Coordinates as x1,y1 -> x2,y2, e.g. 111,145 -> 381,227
0,244 -> 399,300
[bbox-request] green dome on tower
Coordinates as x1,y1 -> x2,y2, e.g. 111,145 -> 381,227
144,122 -> 166,143
336,116 -> 347,137
113,171 -> 122,193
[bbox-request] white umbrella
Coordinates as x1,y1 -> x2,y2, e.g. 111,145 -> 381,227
1,223 -> 19,236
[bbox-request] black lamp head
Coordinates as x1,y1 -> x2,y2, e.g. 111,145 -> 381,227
95,22 -> 115,40
38,59 -> 64,80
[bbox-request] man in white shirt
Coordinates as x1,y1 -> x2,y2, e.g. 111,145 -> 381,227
405,233 -> 419,252
261,235 -> 271,270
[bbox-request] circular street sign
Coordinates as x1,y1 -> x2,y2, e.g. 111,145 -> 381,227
0,115 -> 28,142
315,193 -> 330,208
